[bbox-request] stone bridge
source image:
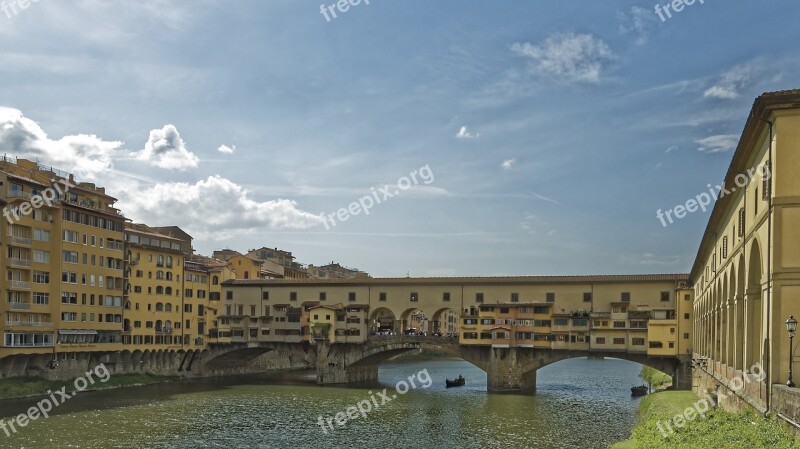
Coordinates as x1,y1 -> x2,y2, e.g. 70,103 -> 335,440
314,336 -> 691,394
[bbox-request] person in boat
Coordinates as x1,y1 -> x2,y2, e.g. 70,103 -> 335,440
458,374 -> 463,381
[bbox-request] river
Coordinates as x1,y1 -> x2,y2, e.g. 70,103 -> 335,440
0,357 -> 644,448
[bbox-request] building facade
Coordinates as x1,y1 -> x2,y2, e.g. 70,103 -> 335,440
691,90 -> 800,411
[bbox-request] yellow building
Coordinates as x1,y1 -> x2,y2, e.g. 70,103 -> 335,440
123,224 -> 184,350
1,157 -> 127,363
691,90 -> 800,411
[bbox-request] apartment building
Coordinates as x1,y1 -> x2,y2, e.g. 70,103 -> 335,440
1,157 -> 126,358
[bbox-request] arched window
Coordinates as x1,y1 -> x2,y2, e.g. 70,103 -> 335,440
212,276 -> 219,285
156,286 -> 164,295
165,303 -> 172,312
155,320 -> 163,332
155,302 -> 163,312
157,255 -> 164,267
166,256 -> 173,268
156,271 -> 164,280
165,320 -> 172,332
166,272 -> 173,281
165,287 -> 173,295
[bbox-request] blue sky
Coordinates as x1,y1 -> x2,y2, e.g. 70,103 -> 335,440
1,0 -> 798,277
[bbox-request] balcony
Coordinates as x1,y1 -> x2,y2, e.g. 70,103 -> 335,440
11,236 -> 31,246
9,302 -> 31,311
10,258 -> 32,267
590,312 -> 611,319
7,190 -> 32,200
10,280 -> 31,290
5,321 -> 54,328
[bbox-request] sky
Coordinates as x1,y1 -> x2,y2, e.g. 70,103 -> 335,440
0,0 -> 798,277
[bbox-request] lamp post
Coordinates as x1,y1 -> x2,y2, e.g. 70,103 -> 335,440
786,316 -> 797,387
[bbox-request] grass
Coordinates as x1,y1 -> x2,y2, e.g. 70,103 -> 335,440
0,373 -> 178,400
610,391 -> 799,449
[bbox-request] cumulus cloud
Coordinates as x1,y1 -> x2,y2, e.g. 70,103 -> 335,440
132,124 -> 199,170
217,144 -> 235,154
0,108 -> 324,240
511,33 -> 615,83
0,107 -> 122,179
122,175 -> 323,240
501,159 -> 516,171
456,126 -> 479,139
704,66 -> 752,100
696,134 -> 739,153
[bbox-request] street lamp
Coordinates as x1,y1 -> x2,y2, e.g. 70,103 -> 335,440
786,315 -> 798,387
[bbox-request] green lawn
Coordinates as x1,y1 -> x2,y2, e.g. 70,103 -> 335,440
611,391 -> 799,449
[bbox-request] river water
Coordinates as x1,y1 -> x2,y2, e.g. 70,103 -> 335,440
0,357 -> 644,449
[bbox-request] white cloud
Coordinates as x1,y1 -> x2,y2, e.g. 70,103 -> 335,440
122,175 -> 323,240
511,33 -> 615,83
665,145 -> 679,153
217,144 -> 235,154
132,124 -> 199,170
618,6 -> 655,46
456,125 -> 479,139
501,159 -> 516,171
696,134 -> 739,153
0,107 -> 122,179
0,108 -> 324,242
704,66 -> 752,100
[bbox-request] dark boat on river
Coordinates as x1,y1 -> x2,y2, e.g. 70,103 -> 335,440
446,376 -> 465,388
631,385 -> 648,396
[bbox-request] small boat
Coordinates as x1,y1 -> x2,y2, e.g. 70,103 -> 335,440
631,385 -> 648,397
446,376 -> 465,388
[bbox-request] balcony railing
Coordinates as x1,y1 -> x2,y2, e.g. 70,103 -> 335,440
9,302 -> 31,310
590,312 -> 611,318
11,236 -> 31,245
10,280 -> 31,290
3,342 -> 54,348
10,258 -> 32,267
7,190 -> 32,200
5,321 -> 54,327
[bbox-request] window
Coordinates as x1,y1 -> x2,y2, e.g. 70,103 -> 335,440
621,292 -> 630,302
722,236 -> 728,259
613,321 -> 626,328
738,208 -> 745,236
660,291 -> 670,302
669,342 -> 675,349
596,337 -> 606,344
226,291 -> 233,300
61,271 -> 77,284
443,292 -> 451,302
583,292 -> 592,302
61,292 -> 78,304
33,271 -> 49,284
410,292 -> 418,302
754,188 -> 759,215
613,338 -> 625,345
184,289 -> 192,298
684,333 -> 690,340
33,250 -> 49,264
683,313 -> 690,319
33,228 -> 50,242
262,291 -> 269,300
33,292 -> 49,304
684,294 -> 690,301
348,292 -> 356,302
379,292 -> 387,302
632,338 -> 645,346
290,292 -> 297,301
319,292 -> 326,301
546,292 -> 555,303
511,293 -> 519,303
475,293 -> 483,303
212,276 -> 219,285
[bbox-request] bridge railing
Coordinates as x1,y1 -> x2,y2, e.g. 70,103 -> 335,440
367,335 -> 459,344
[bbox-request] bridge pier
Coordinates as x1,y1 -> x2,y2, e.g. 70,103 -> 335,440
480,347 -> 539,394
672,356 -> 693,390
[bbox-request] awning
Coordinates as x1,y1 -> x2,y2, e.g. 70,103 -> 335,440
58,330 -> 98,335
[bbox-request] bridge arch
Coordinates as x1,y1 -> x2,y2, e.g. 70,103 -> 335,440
369,307 -> 397,334
745,238 -> 764,368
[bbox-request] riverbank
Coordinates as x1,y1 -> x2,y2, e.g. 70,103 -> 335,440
610,390 -> 798,448
0,372 -> 179,400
